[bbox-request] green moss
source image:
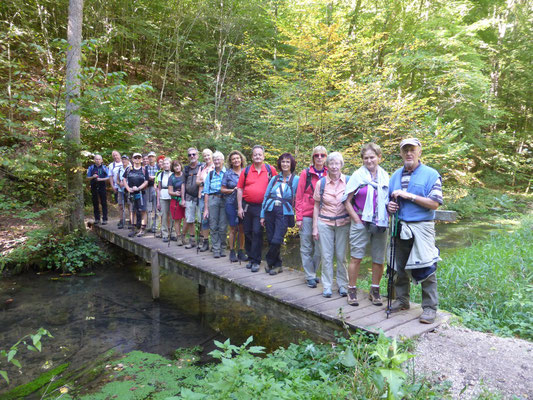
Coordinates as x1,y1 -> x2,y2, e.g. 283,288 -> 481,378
2,363 -> 69,400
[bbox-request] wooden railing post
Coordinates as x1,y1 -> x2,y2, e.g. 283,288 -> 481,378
151,249 -> 160,300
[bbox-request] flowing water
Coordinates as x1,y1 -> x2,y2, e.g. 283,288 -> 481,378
0,218 -> 518,393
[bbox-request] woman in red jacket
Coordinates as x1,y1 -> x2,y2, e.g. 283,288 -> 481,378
294,146 -> 328,288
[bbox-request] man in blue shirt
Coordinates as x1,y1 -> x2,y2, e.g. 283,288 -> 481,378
87,154 -> 110,225
387,138 -> 443,324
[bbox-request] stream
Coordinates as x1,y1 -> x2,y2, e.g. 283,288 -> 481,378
0,217 -> 518,393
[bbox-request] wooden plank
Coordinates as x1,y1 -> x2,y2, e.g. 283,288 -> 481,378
371,306 -> 423,331
385,312 -> 450,338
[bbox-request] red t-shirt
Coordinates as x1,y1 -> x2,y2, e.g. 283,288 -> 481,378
237,164 -> 278,204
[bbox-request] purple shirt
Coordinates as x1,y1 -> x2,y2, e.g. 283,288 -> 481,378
353,182 -> 378,220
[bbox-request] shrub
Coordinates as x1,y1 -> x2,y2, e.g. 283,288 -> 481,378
1,229 -> 110,274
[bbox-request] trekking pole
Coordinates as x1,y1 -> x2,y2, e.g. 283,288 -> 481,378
236,224 -> 241,266
386,211 -> 399,319
168,212 -> 173,248
122,193 -> 126,228
196,218 -> 200,255
153,194 -> 157,237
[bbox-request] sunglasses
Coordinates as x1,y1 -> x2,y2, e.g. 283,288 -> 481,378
133,156 -> 141,159
188,153 -> 197,157
314,153 -> 326,158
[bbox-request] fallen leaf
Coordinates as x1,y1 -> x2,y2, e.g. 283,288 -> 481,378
60,387 -> 69,394
267,285 -> 272,288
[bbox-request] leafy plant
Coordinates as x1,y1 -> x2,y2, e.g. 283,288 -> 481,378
371,334 -> 415,400
0,328 -> 53,385
1,229 -> 110,274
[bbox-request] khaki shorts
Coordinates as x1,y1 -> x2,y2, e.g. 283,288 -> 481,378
185,199 -> 199,224
349,222 -> 387,264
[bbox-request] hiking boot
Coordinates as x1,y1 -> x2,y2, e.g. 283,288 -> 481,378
117,220 -> 124,229
322,288 -> 332,298
238,250 -> 248,262
338,287 -> 347,297
136,229 -> 146,237
251,264 -> 260,273
170,236 -> 177,241
246,262 -> 253,269
306,279 -> 317,288
155,232 -> 162,238
419,308 -> 436,324
185,238 -> 196,249
162,237 -> 169,243
389,299 -> 410,313
128,229 -> 136,238
213,251 -> 220,259
265,265 -> 272,274
101,220 -> 108,225
229,250 -> 238,262
199,238 -> 209,252
220,249 -> 226,257
369,287 -> 383,306
347,287 -> 358,306
269,267 -> 282,276
176,235 -> 184,246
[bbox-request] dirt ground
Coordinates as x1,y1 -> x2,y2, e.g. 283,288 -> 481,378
411,323 -> 532,399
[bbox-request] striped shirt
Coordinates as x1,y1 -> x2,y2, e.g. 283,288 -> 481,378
401,163 -> 443,204
146,164 -> 159,187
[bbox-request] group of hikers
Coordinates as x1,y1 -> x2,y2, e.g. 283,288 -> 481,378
87,138 -> 442,324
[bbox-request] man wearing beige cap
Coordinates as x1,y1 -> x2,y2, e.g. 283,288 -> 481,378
387,138 -> 443,324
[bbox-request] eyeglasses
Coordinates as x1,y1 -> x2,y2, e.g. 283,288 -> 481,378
314,153 -> 326,158
188,153 -> 197,157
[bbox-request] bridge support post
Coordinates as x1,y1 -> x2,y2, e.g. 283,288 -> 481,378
151,250 -> 160,300
198,284 -> 206,295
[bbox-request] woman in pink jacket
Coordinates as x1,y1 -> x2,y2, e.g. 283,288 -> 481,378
294,146 -> 328,288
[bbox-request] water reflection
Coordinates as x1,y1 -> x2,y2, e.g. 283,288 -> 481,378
0,266 -> 221,391
133,264 -> 320,350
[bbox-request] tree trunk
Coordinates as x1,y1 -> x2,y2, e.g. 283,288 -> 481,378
65,0 -> 85,233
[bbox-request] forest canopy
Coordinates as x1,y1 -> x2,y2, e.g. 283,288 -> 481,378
1,0 -> 531,207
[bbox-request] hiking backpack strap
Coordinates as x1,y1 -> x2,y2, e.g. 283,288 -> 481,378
304,167 -> 314,194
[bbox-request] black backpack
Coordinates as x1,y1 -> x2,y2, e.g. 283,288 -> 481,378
183,162 -> 204,197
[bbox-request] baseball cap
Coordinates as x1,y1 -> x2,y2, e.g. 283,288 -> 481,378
400,138 -> 422,149
121,155 -> 129,159
132,152 -> 142,158
148,151 -> 156,157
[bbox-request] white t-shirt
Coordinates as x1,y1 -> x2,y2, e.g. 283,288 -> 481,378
108,161 -> 122,189
160,171 -> 172,200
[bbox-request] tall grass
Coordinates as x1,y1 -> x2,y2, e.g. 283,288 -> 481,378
437,217 -> 532,339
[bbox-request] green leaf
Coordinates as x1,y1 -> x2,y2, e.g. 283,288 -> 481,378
11,358 -> 22,368
7,349 -> 16,362
340,348 -> 357,367
378,368 -> 406,398
0,370 -> 9,384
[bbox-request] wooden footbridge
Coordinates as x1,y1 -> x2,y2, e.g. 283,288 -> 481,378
94,219 -> 451,340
